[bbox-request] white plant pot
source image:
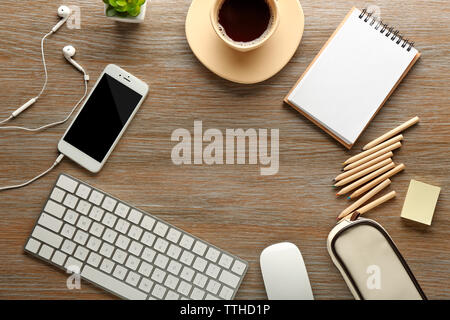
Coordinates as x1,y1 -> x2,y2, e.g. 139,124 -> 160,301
104,1 -> 147,23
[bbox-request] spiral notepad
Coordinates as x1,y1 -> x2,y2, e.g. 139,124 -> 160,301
285,7 -> 420,149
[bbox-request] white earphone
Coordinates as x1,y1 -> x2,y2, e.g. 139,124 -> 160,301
0,6 -> 89,127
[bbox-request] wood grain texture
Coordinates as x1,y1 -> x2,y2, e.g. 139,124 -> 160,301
0,0 -> 448,300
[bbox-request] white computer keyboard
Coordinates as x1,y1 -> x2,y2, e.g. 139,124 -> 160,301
24,174 -> 248,300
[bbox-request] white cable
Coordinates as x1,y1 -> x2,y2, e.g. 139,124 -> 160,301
0,30 -> 53,125
0,154 -> 64,192
0,72 -> 89,132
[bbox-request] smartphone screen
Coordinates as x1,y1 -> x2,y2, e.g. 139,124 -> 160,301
63,74 -> 143,162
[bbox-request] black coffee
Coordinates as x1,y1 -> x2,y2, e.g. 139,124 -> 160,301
218,0 -> 272,43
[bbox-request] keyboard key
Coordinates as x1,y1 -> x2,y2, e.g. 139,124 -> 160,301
102,197 -> 117,212
129,241 -> 143,256
193,241 -> 207,256
154,222 -> 169,237
61,239 -> 76,255
103,229 -> 118,244
232,260 -> 247,275
142,247 -> 156,263
177,281 -> 192,296
151,268 -> 167,284
139,278 -> 154,293
205,294 -> 219,300
115,219 -> 130,234
38,212 -> 63,233
219,270 -> 240,288
206,279 -> 221,295
25,238 -> 41,253
138,261 -> 153,277
50,187 -> 66,202
219,254 -> 234,269
152,284 -> 166,299
57,175 -> 78,193
154,254 -> 169,269
167,260 -> 182,275
51,250 -> 67,266
65,257 -> 83,271
125,255 -> 140,271
128,209 -> 142,224
128,225 -> 143,240
77,216 -> 92,231
219,286 -> 233,300
100,259 -> 115,274
86,236 -> 101,251
193,273 -> 208,288
87,252 -> 102,268
115,203 -> 129,218
164,274 -> 179,290
166,290 -> 180,300
180,251 -> 194,265
190,288 -> 205,300
89,190 -> 104,206
102,212 -> 117,228
116,234 -> 130,250
61,223 -> 76,239
167,244 -> 182,259
74,246 -> 89,261
100,243 -> 114,258
206,247 -> 220,262
32,226 -> 62,249
180,266 -> 195,282
44,200 -> 66,219
73,230 -> 89,245
112,249 -> 128,264
76,200 -> 91,215
75,184 -> 91,199
154,238 -> 169,253
167,228 -> 181,243
63,194 -> 79,209
141,232 -> 155,247
125,271 -> 141,287
38,244 -> 54,260
206,264 -> 221,278
193,257 -> 208,272
89,206 -> 104,221
82,265 -> 146,300
113,265 -> 128,280
180,234 -> 194,250
90,222 -> 104,237
141,216 -> 155,231
64,209 -> 79,225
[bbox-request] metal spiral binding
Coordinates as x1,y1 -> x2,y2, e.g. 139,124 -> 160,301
358,8 -> 415,52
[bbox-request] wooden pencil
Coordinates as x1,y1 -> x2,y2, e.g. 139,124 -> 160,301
339,191 -> 396,222
362,116 -> 419,150
334,158 -> 392,187
337,179 -> 391,219
335,152 -> 393,181
343,142 -> 401,171
343,135 -> 403,165
336,162 -> 395,196
348,163 -> 405,199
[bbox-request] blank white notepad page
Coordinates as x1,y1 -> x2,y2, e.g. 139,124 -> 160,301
287,8 -> 418,145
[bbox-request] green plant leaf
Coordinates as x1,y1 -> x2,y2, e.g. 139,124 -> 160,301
116,0 -> 127,6
103,0 -> 109,4
106,6 -> 117,16
108,0 -> 117,6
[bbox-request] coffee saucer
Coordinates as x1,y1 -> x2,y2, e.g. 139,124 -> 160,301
185,0 -> 304,84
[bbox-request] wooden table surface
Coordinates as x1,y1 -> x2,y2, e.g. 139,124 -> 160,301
0,0 -> 448,300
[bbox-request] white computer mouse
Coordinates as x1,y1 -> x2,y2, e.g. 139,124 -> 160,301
260,242 -> 314,300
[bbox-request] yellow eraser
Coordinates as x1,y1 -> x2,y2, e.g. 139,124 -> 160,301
401,179 -> 441,225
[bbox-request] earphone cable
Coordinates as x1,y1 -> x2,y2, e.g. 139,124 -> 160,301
0,154 -> 64,192
0,71 -> 88,132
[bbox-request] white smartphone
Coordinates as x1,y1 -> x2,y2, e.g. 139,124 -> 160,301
58,64 -> 149,173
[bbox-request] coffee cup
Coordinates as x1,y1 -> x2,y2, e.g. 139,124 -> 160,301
210,0 -> 280,52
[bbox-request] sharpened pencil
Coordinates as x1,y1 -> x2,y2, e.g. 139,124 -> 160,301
343,135 -> 403,165
343,142 -> 401,171
362,117 -> 419,150
334,152 -> 393,181
337,179 -> 391,219
338,191 -> 396,222
334,158 -> 392,187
